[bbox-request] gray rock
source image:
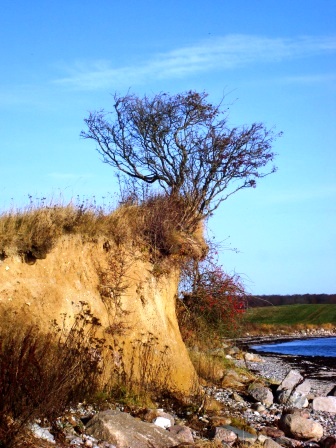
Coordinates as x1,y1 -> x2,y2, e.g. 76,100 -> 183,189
287,391 -> 309,408
295,379 -> 311,396
245,352 -> 263,362
277,389 -> 292,404
278,370 -> 303,392
248,382 -> 274,407
275,436 -> 306,447
313,396 -> 336,413
258,434 -> 269,443
233,392 -> 245,402
277,376 -> 310,408
264,438 -> 283,448
279,410 -> 324,441
168,425 -> 194,443
210,426 -> 237,444
85,409 -> 180,448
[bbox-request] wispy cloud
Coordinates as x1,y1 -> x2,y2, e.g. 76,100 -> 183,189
280,73 -> 336,84
53,34 -> 336,90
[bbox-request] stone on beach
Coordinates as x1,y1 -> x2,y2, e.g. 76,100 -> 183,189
209,426 -> 238,444
279,409 -> 324,441
245,352 -> 264,362
276,371 -> 310,407
85,409 -> 181,448
248,382 -> 274,407
264,438 -> 283,448
168,425 -> 194,443
313,396 -> 336,413
278,370 -> 303,392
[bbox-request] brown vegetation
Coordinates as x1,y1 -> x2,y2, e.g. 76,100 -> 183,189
0,194 -> 206,266
0,308 -> 104,447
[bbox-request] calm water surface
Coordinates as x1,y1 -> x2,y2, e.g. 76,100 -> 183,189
251,337 -> 336,358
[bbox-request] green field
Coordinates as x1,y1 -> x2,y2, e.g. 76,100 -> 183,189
244,304 -> 336,325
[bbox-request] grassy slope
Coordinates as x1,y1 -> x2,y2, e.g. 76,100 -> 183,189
244,304 -> 336,325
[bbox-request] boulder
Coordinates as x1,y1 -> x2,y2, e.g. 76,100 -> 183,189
278,370 -> 303,392
275,436 -> 307,447
295,379 -> 311,396
85,409 -> 181,448
276,374 -> 310,408
209,426 -> 237,444
248,382 -> 274,407
168,425 -> 194,443
264,439 -> 283,448
244,352 -> 263,362
286,391 -> 309,408
260,427 -> 285,438
279,410 -> 324,441
312,396 -> 336,413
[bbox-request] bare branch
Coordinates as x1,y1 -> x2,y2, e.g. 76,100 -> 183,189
81,91 -> 280,231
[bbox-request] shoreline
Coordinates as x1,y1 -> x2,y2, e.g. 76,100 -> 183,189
234,332 -> 336,392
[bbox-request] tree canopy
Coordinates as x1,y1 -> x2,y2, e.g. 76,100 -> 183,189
82,91 -> 280,230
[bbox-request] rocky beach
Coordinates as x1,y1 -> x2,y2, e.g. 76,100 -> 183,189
29,330 -> 336,447
235,331 -> 336,384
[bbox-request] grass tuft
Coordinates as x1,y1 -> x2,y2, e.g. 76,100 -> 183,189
0,194 -> 206,268
0,307 -> 104,447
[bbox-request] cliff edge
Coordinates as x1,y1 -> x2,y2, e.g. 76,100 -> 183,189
0,233 -> 199,396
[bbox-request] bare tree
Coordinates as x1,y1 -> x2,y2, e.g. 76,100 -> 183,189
81,91 -> 280,230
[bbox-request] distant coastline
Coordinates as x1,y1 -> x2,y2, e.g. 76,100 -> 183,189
248,293 -> 336,307
236,330 -> 336,383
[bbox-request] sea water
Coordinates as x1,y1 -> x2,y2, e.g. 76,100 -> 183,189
250,337 -> 336,358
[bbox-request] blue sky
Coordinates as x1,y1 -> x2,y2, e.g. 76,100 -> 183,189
1,0 -> 335,295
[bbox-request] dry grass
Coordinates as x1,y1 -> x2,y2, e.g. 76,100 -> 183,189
0,194 -> 206,268
188,349 -> 234,385
0,307 -> 105,447
0,203 -> 102,260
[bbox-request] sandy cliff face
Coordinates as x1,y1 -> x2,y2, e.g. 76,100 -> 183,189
0,235 -> 198,396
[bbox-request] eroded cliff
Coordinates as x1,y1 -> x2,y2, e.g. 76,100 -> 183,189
0,234 -> 198,396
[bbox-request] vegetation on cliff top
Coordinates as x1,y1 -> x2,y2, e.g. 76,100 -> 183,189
0,193 -> 206,264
